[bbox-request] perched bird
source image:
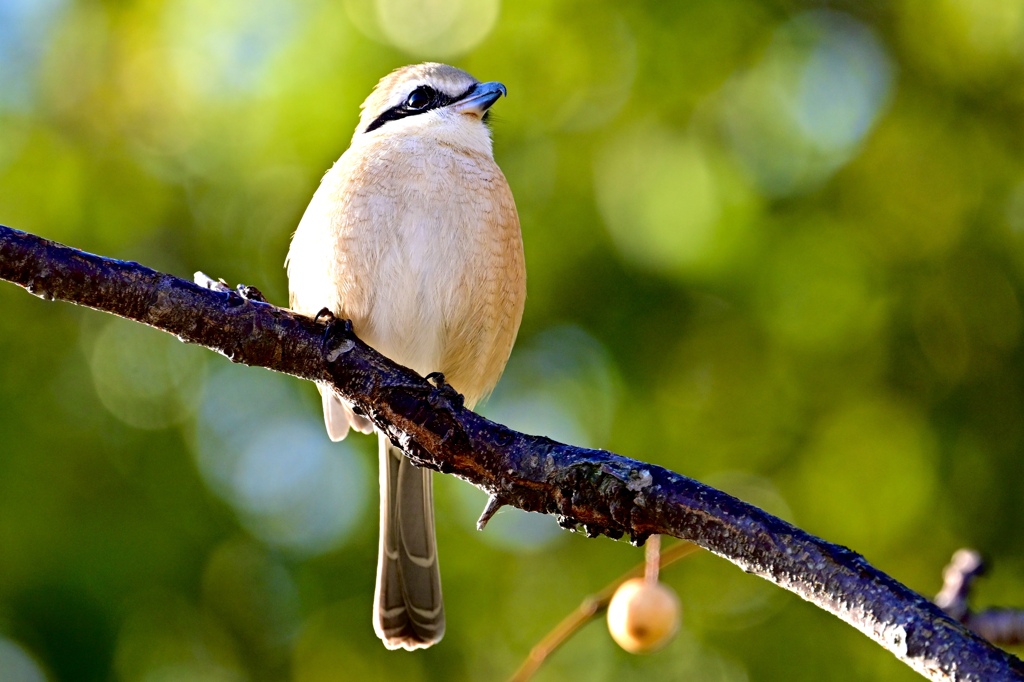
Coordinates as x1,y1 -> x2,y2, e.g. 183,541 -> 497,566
286,63 -> 526,650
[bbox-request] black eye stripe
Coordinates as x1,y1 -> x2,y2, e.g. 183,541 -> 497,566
363,83 -> 479,134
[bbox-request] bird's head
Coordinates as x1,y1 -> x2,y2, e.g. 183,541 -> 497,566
353,63 -> 506,155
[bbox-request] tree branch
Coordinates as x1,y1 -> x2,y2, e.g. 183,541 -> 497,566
1,224 -> 1021,681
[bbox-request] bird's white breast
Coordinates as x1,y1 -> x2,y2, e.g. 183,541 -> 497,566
287,132 -> 524,406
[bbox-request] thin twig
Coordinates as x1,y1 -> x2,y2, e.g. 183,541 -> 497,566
936,550 -> 1024,647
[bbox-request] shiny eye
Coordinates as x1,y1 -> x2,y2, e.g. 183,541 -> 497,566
405,87 -> 434,110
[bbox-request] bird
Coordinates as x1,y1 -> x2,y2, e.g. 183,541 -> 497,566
285,63 -> 526,650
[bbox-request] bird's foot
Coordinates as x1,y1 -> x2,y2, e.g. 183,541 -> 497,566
235,283 -> 267,303
318,310 -> 355,363
425,372 -> 465,410
194,272 -> 269,304
314,307 -> 338,325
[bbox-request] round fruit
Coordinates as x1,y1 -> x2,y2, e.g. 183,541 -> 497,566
607,577 -> 681,654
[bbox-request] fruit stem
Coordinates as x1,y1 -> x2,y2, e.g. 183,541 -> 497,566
645,534 -> 661,584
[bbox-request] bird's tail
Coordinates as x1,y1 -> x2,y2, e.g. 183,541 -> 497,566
373,434 -> 445,649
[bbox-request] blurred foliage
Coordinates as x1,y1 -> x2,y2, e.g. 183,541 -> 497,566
2,0 -> 1024,680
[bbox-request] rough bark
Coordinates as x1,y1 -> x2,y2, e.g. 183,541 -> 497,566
1,224 -> 1021,681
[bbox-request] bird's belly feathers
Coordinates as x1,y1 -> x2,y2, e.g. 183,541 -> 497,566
287,145 -> 524,408
363,200 -> 471,380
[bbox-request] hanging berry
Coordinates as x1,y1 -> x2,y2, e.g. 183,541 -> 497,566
607,535 -> 681,654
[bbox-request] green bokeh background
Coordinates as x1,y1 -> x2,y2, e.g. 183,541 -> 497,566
3,0 -> 1024,680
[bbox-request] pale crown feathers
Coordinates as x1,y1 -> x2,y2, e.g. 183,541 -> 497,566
352,62 -> 502,157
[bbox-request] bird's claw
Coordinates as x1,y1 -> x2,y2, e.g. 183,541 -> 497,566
314,307 -> 338,325
318,310 -> 355,362
425,372 -> 465,409
235,283 -> 267,303
195,272 -> 268,304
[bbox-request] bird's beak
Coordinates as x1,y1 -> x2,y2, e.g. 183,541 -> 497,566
453,81 -> 507,117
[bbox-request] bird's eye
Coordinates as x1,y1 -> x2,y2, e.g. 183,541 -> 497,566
405,87 -> 434,111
